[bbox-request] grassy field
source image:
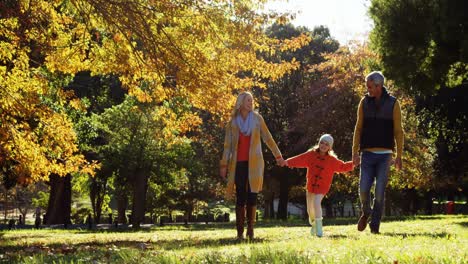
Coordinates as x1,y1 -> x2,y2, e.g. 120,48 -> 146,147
0,215 -> 466,263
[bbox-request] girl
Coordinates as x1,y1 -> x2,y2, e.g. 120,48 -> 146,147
286,134 -> 354,237
220,91 -> 286,240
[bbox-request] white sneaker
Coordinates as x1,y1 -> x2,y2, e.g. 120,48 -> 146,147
315,218 -> 323,237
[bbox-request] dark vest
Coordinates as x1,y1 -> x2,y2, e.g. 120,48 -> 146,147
360,89 -> 396,150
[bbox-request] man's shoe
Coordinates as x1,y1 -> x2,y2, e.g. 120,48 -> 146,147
357,214 -> 368,231
370,228 -> 380,234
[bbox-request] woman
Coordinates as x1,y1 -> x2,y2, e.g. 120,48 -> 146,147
220,91 -> 286,240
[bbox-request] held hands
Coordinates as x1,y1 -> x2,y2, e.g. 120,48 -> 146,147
220,157 -> 289,179
276,157 -> 288,167
389,157 -> 403,170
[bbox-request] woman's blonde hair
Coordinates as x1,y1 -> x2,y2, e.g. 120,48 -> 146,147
230,91 -> 254,120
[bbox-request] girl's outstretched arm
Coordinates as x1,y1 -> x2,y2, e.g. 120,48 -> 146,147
333,158 -> 354,173
286,151 -> 312,168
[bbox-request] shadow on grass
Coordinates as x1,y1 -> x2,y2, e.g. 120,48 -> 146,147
380,232 -> 452,238
2,214 -> 466,235
325,234 -> 350,239
0,235 -> 268,255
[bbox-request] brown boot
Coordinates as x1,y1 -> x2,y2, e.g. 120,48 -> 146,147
357,214 -> 368,231
235,205 -> 245,239
246,205 -> 256,240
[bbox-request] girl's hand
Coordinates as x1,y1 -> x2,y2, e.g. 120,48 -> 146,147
276,157 -> 287,167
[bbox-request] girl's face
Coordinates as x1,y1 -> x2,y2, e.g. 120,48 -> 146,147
241,94 -> 253,112
319,140 -> 331,154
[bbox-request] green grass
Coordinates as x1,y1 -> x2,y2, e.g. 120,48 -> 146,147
0,215 -> 467,263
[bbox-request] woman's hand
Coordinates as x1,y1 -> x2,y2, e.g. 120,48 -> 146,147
276,157 -> 288,167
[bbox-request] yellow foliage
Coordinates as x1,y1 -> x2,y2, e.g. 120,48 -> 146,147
1,0 -> 305,184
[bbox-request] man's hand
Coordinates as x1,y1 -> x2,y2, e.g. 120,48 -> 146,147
394,157 -> 402,171
220,166 -> 227,179
352,154 -> 361,166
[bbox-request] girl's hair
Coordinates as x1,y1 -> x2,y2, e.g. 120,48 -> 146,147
230,91 -> 254,120
308,144 -> 337,158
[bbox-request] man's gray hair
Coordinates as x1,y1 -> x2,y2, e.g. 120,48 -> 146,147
365,71 -> 385,86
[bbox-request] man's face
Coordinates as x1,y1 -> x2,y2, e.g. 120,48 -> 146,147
366,80 -> 382,98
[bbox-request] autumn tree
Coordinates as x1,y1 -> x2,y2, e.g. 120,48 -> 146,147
0,7 -> 93,189
0,0 -> 307,179
368,0 -> 468,197
256,24 -> 338,219
65,72 -> 125,223
298,43 -> 434,215
1,0 -> 308,224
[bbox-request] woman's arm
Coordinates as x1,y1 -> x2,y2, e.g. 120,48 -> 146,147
220,122 -> 232,178
258,114 -> 283,163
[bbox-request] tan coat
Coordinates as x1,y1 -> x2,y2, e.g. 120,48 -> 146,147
220,111 -> 282,199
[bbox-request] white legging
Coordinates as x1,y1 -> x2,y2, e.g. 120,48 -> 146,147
306,192 -> 324,225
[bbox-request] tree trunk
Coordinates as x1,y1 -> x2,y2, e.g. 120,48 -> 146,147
385,193 -> 392,216
131,169 -> 148,229
116,188 -> 128,224
185,203 -> 194,222
3,188 -> 7,221
261,173 -> 275,219
263,191 -> 274,219
18,207 -> 28,225
424,190 -> 433,215
90,177 -> 99,223
44,174 -> 72,225
90,177 -> 108,224
324,200 -> 333,218
277,169 -> 289,220
402,188 -> 417,215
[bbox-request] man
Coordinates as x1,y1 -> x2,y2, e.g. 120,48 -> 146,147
353,71 -> 404,234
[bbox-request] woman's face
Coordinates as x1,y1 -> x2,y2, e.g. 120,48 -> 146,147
241,94 -> 253,112
319,140 -> 331,154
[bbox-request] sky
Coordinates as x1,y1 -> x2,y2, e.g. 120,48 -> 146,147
263,0 -> 374,45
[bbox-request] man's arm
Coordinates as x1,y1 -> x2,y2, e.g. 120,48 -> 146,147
393,100 -> 404,170
352,99 -> 364,165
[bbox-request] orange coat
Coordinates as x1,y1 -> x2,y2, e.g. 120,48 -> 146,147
287,150 -> 353,194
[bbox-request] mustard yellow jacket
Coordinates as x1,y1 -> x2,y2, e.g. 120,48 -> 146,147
220,111 -> 282,199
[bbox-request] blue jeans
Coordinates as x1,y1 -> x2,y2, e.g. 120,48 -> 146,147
359,151 -> 391,231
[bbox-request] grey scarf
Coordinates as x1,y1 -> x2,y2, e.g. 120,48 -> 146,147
236,111 -> 253,136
